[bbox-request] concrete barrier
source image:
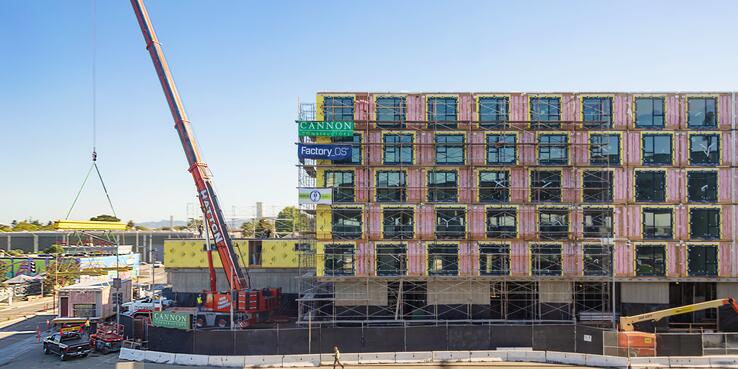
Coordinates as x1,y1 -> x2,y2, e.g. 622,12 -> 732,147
469,350 -> 506,362
357,352 -> 395,364
707,356 -> 738,369
668,356 -> 711,368
584,354 -> 628,369
174,353 -> 210,366
433,351 -> 471,363
320,352 -> 358,366
281,354 -> 321,367
207,355 -> 246,368
505,350 -> 546,363
630,356 -> 670,368
545,351 -> 586,366
143,350 -> 176,364
395,351 -> 433,363
243,354 -> 283,367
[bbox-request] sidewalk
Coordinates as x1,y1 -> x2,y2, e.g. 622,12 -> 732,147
0,296 -> 54,328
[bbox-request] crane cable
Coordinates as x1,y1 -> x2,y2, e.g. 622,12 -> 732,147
65,0 -> 117,220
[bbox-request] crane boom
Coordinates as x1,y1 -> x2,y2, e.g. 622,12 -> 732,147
130,0 -> 248,290
620,298 -> 738,331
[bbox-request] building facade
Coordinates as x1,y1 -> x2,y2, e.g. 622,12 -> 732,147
297,92 -> 738,328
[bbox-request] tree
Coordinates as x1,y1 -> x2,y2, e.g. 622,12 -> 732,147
126,220 -> 135,230
0,260 -> 9,284
12,221 -> 40,231
43,245 -> 65,254
240,218 -> 275,238
275,206 -> 311,235
43,258 -> 81,295
0,224 -> 10,232
90,214 -> 121,222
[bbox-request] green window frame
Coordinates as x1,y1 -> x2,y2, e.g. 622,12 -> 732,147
635,97 -> 664,128
635,171 -> 666,202
324,171 -> 355,203
428,171 -> 458,202
383,134 -> 413,165
688,97 -> 717,129
479,97 -> 509,128
583,208 -> 613,238
690,208 -> 720,240
689,134 -> 720,165
688,245 -> 718,276
538,209 -> 569,240
376,171 -> 406,202
642,134 -> 672,165
590,134 -> 620,165
323,96 -> 354,121
531,244 -> 562,276
331,208 -> 362,240
582,97 -> 613,128
538,134 -> 568,165
479,244 -> 510,276
531,170 -> 562,203
582,170 -> 613,203
324,244 -> 355,276
530,97 -> 561,129
435,208 -> 466,239
376,243 -> 407,276
486,134 -> 516,165
428,97 -> 457,129
382,208 -> 414,240
435,134 -> 465,164
687,171 -> 718,202
583,245 -> 612,276
642,208 -> 673,240
376,97 -> 407,128
479,171 -> 510,203
635,244 -> 666,276
486,208 -> 517,239
428,244 -> 459,276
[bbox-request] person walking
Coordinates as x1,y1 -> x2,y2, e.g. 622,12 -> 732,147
332,346 -> 344,369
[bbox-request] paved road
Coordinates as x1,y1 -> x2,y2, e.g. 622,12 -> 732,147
0,297 -> 54,323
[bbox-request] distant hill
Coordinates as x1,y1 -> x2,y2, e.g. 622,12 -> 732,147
138,220 -> 188,229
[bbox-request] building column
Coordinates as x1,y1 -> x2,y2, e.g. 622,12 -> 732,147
33,234 -> 39,253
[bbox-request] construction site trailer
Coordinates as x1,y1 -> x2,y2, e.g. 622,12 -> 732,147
57,279 -> 132,321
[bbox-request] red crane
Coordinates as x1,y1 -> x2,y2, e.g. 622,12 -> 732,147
129,0 -> 279,328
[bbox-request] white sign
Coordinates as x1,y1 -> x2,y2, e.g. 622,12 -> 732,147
583,334 -> 592,342
298,188 -> 333,205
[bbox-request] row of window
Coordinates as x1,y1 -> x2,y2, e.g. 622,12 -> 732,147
326,169 -> 721,204
324,96 -> 721,129
330,206 -> 721,241
323,243 -> 719,277
330,133 -> 721,166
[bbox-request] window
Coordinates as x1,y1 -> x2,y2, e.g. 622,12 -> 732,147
324,171 -> 354,202
332,134 -> 361,164
642,134 -> 672,165
376,244 -> 407,276
583,208 -> 613,238
642,208 -> 672,239
590,134 -> 620,165
583,245 -> 612,276
479,97 -> 509,128
428,97 -> 457,129
688,97 -> 717,129
635,97 -> 664,128
323,96 -> 354,121
531,171 -> 561,202
383,208 -> 414,239
383,134 -> 413,164
486,134 -> 516,164
436,208 -> 466,239
531,244 -> 562,276
435,134 -> 465,164
582,170 -> 613,202
73,304 -> 96,318
486,208 -> 517,238
688,245 -> 718,276
635,171 -> 666,202
376,171 -> 406,202
428,244 -> 458,276
428,171 -> 458,202
530,97 -> 561,129
690,208 -> 720,240
479,244 -> 510,276
690,134 -> 720,165
376,97 -> 406,128
479,171 -> 509,202
688,171 -> 718,202
539,209 -> 569,240
324,244 -> 355,276
332,208 -> 362,239
582,97 -> 612,128
635,245 -> 666,276
538,134 -> 568,165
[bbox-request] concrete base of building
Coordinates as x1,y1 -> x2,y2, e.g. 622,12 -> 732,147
166,267 -> 301,294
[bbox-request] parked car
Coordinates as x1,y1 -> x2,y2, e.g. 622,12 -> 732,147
42,332 -> 91,361
122,296 -> 173,316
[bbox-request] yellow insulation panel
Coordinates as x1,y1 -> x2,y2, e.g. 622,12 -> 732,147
261,240 -> 299,268
316,205 -> 332,240
164,240 -> 248,268
53,220 -> 127,231
316,95 -> 324,121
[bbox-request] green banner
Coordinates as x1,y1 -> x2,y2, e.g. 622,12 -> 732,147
298,121 -> 354,137
152,311 -> 191,330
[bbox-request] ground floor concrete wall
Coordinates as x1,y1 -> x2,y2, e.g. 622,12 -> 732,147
167,268 -> 300,293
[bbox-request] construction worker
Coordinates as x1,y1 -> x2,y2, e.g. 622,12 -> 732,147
83,319 -> 91,335
196,294 -> 203,309
332,346 -> 344,369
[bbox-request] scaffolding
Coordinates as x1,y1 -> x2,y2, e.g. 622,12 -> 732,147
295,94 -> 630,326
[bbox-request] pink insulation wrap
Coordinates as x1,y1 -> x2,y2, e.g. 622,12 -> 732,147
355,240 -> 374,276
417,132 -> 434,165
355,168 -> 369,203
407,168 -> 423,203
614,94 -> 633,129
624,132 -> 641,165
615,240 -> 634,277
570,208 -> 583,239
613,206 -> 628,238
563,242 -> 581,276
459,94 -> 473,124
562,93 -> 578,123
613,169 -> 631,204
718,168 -> 733,203
458,168 -> 472,203
722,205 -> 733,239
721,132 -> 733,166
407,241 -> 425,276
366,204 -> 381,240
519,206 -> 537,238
572,131 -> 589,166
628,205 -> 642,239
458,241 -> 475,276
510,94 -> 528,122
354,94 -> 370,125
674,206 -> 688,240
666,242 -> 683,277
562,167 -> 579,203
674,132 -> 688,167
718,94 -> 733,130
406,94 -> 425,126
510,168 -> 528,202
511,240 -> 529,276
667,169 -> 684,203
719,242 -> 734,277
367,131 -> 382,165
470,132 -> 486,166
665,95 -> 681,129
417,205 -> 435,241
468,205 -> 486,240
520,131 -> 536,165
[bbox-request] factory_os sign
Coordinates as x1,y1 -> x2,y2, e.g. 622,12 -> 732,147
297,144 -> 352,160
298,121 -> 354,137
152,311 -> 192,330
298,188 -> 333,205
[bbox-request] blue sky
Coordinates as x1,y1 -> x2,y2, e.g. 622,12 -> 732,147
1,0 -> 738,224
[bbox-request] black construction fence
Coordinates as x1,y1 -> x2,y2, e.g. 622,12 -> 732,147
144,324 -> 611,356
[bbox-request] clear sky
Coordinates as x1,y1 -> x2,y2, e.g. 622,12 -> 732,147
1,0 -> 737,225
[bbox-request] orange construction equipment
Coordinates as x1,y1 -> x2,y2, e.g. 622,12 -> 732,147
617,298 -> 738,356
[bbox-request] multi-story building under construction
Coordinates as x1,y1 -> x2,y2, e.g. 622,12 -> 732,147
296,92 -> 738,329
